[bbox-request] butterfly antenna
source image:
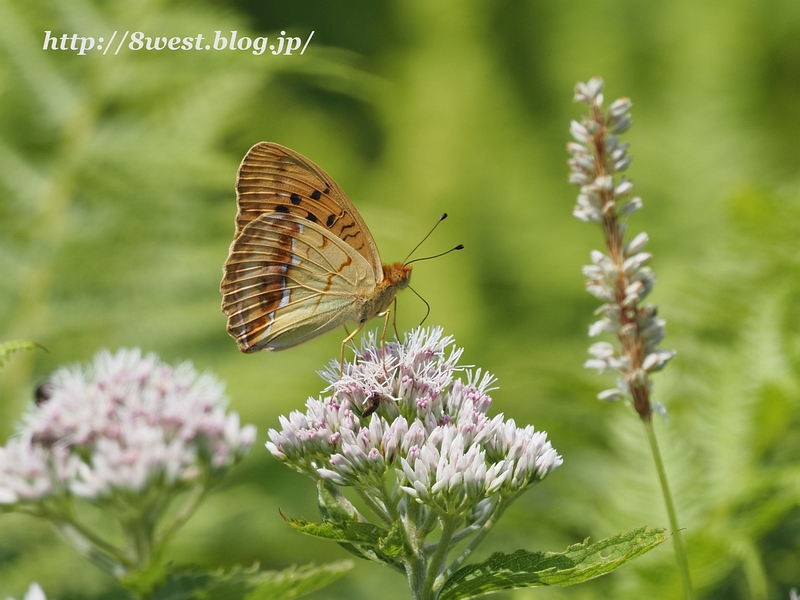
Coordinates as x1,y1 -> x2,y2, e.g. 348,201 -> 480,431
408,285 -> 431,326
404,213 -> 449,264
405,244 -> 464,266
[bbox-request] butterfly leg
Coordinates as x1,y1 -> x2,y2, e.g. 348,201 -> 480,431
391,297 -> 400,341
340,322 -> 364,377
378,308 -> 393,377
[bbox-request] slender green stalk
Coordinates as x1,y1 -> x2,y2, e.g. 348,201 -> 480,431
437,498 -> 508,588
53,522 -> 126,577
644,418 -> 694,600
356,488 -> 392,524
422,516 -> 456,599
155,483 -> 206,545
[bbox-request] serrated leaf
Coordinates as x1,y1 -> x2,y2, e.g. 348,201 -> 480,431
438,526 -> 667,600
0,340 -> 42,367
378,519 -> 406,557
286,517 -> 405,571
153,565 -> 255,600
152,561 -> 353,600
317,479 -> 360,525
287,517 -> 388,545
244,561 -> 354,600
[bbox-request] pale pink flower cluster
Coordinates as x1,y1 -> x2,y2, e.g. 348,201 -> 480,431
267,327 -> 561,516
0,349 -> 256,505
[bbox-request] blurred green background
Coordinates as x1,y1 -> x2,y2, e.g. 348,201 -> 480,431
1,0 -> 799,597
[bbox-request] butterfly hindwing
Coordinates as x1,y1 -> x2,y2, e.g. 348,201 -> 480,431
235,142 -> 383,281
221,212 -> 376,352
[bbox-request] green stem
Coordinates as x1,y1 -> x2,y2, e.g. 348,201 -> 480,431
644,418 -> 694,600
53,521 -> 127,577
155,483 -> 206,546
356,488 -> 392,525
421,516 -> 456,600
43,503 -> 133,569
436,497 -> 508,589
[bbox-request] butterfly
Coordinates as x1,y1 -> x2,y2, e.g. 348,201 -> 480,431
220,142 -> 412,364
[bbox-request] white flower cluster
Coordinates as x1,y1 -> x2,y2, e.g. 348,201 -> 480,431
568,77 -> 675,417
5,583 -> 47,600
267,327 -> 562,517
0,349 -> 256,505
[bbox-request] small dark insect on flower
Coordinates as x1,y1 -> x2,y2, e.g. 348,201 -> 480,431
361,392 -> 385,418
34,381 -> 53,405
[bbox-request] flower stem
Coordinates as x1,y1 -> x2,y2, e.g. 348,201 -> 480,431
422,516 -> 456,599
155,483 -> 206,546
644,417 -> 694,599
437,498 -> 508,588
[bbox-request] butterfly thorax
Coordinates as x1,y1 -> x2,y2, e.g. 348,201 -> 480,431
357,262 -> 412,323
383,262 -> 412,288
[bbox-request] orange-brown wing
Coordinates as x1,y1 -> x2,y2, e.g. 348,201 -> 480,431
221,212 -> 377,352
234,142 -> 383,282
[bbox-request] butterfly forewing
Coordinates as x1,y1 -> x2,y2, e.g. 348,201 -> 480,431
221,212 -> 376,352
235,142 -> 383,281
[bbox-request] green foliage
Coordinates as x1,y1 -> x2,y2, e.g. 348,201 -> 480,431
310,479 -> 407,570
287,517 -> 388,548
152,562 -> 353,600
286,517 -> 405,572
438,527 -> 667,599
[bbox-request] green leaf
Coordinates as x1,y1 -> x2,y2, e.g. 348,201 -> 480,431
0,340 -> 42,368
317,479 -> 361,524
286,516 -> 405,571
152,562 -> 353,600
287,516 -> 388,545
153,565 -> 256,600
378,519 -> 407,558
438,527 -> 667,600
312,480 -> 405,568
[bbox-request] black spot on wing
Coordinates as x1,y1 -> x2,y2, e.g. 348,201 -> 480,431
326,214 -> 336,227
311,189 -> 322,200
307,212 -> 318,223
290,193 -> 301,205
275,204 -> 289,213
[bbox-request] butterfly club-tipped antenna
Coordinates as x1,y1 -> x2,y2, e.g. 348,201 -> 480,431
404,212 -> 447,264
405,242 -> 463,327
403,212 -> 464,267
400,213 -> 465,327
